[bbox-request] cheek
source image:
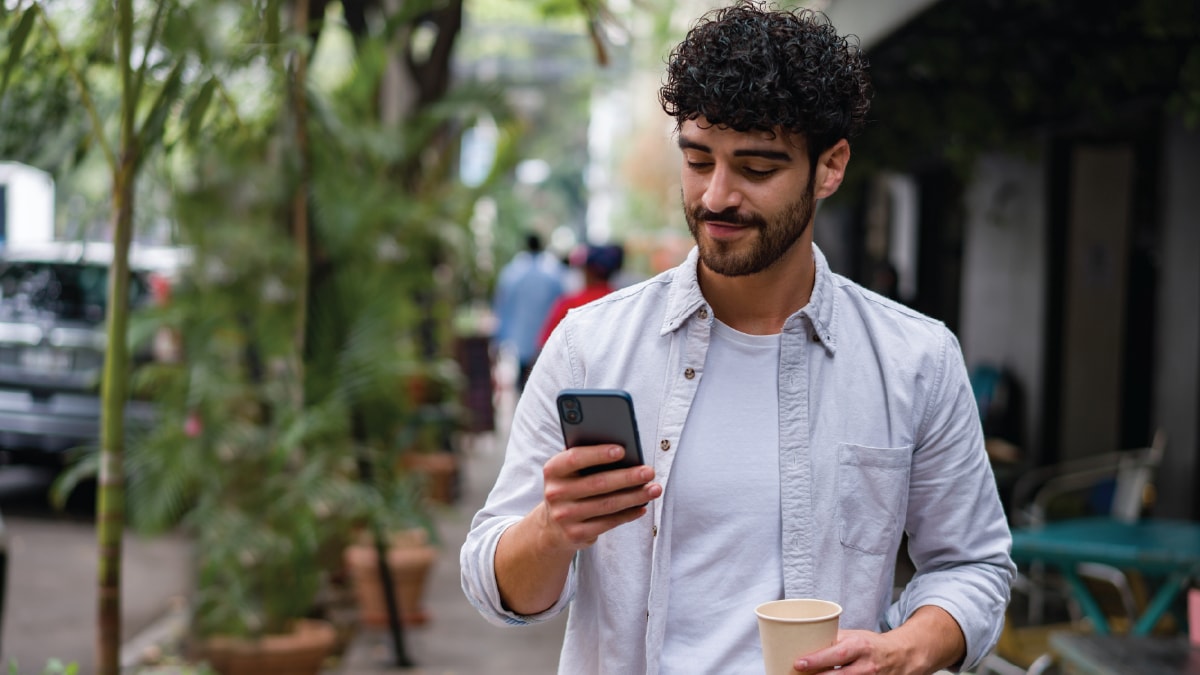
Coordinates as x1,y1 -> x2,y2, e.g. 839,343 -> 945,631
679,173 -> 704,202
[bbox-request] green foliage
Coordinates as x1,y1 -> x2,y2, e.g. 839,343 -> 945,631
9,0 -> 592,644
118,0 -> 510,641
0,7 -> 93,172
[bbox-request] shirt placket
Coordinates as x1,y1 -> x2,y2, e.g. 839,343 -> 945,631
644,306 -> 711,674
779,316 -> 815,599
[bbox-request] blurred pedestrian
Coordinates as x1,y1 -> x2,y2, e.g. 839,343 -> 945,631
493,233 -> 564,392
537,243 -> 624,348
463,2 -> 1012,674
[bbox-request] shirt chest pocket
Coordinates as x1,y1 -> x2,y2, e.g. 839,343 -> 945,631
836,443 -> 913,555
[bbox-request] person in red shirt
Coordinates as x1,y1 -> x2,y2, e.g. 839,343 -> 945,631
538,244 -> 624,348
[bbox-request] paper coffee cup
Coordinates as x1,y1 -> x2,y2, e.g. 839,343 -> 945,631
755,598 -> 842,675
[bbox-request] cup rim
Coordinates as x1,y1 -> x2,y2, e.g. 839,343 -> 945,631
754,598 -> 843,623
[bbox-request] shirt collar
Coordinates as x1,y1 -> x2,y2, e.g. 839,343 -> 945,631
804,244 -> 838,354
660,244 -> 839,355
660,247 -> 709,336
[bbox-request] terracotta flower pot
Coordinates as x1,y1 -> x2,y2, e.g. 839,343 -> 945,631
343,530 -> 438,627
199,618 -> 337,675
402,451 -> 458,504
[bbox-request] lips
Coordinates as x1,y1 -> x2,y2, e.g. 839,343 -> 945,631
705,221 -> 747,239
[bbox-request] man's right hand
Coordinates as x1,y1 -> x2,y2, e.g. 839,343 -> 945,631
538,443 -> 661,550
494,443 -> 661,615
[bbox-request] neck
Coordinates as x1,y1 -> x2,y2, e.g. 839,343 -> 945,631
699,240 -> 816,335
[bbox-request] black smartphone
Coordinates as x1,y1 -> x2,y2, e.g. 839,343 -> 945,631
556,389 -> 646,476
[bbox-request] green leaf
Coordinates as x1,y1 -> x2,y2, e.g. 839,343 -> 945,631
135,57 -> 186,164
185,76 -> 217,141
0,6 -> 37,101
50,451 -> 100,512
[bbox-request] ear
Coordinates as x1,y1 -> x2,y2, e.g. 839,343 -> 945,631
813,139 -> 850,200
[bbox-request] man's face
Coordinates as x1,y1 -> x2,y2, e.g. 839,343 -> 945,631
679,118 -> 816,277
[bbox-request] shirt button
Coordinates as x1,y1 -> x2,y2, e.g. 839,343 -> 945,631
652,525 -> 658,537
812,333 -> 821,342
660,439 -> 671,451
684,367 -> 695,379
698,308 -> 709,319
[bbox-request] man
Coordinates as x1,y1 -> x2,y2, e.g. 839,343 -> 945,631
462,3 -> 1014,673
492,232 -> 564,392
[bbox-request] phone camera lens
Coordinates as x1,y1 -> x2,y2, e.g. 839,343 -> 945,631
565,410 -> 581,424
563,398 -> 578,409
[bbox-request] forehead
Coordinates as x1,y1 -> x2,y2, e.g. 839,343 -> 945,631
678,118 -> 806,155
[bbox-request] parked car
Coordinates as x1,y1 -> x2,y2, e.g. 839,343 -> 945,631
0,241 -> 188,466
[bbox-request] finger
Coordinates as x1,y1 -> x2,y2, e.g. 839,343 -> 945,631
794,634 -> 860,673
545,444 -> 624,478
549,481 -> 661,525
542,456 -> 646,507
572,443 -> 628,474
580,480 -> 661,515
576,501 -> 653,538
548,500 -> 652,547
580,464 -> 655,496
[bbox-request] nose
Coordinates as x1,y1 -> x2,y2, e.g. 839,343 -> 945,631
701,164 -> 742,214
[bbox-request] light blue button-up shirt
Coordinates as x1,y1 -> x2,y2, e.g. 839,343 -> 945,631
461,245 -> 1014,674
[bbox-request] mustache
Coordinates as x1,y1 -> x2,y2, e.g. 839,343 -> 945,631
689,206 -> 764,228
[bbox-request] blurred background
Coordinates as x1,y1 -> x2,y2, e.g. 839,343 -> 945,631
0,0 -> 1198,673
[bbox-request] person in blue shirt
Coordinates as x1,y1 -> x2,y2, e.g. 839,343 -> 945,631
493,233 -> 564,392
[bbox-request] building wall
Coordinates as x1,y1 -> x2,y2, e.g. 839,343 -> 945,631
1153,118 -> 1200,520
0,162 -> 55,247
1058,145 -> 1135,463
958,153 -> 1048,464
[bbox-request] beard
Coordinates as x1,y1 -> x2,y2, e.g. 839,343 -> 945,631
684,178 -> 816,277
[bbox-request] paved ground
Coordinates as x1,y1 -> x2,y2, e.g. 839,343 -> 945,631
0,465 -> 194,674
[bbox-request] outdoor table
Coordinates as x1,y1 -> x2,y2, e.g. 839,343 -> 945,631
1049,632 -> 1200,674
1009,517 -> 1200,635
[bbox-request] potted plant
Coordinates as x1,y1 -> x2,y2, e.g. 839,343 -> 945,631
121,196 -> 381,673
339,362 -> 465,628
341,466 -> 440,628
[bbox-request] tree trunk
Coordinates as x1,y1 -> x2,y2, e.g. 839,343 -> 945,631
291,0 -> 310,397
96,1 -> 137,672
97,151 -> 135,675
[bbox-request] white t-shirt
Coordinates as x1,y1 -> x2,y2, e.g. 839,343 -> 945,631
660,319 -> 783,673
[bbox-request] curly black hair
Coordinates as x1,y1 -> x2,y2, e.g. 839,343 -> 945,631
659,0 -> 872,164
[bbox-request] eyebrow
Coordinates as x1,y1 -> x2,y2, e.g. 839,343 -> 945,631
677,137 -> 793,162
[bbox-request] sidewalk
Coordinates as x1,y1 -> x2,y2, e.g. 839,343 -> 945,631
0,467 -> 194,674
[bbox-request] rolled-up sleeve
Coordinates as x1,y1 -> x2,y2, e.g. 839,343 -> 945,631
460,327 -> 580,626
886,328 -> 1015,672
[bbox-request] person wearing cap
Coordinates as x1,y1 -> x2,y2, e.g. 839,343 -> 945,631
537,243 -> 625,349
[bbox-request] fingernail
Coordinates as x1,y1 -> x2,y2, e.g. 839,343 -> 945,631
609,445 -> 622,458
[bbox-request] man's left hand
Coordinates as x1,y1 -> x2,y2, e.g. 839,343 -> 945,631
792,605 -> 964,675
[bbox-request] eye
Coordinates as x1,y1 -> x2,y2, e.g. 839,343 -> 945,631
743,167 -> 778,179
685,160 -> 713,171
